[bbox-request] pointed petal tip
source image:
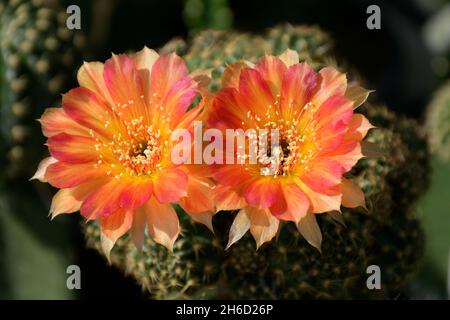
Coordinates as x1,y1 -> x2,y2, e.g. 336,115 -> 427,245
100,233 -> 115,265
297,212 -> 322,252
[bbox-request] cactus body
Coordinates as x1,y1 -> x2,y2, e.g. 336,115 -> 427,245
0,0 -> 85,179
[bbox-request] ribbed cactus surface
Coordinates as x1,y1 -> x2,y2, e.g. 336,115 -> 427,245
0,0 -> 85,179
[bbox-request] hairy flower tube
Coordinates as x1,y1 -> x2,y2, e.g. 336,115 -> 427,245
208,50 -> 374,250
31,47 -> 215,258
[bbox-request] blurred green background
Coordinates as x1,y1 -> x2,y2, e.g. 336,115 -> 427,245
0,0 -> 449,299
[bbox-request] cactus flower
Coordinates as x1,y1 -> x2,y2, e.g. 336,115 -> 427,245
208,50 -> 374,250
32,47 -> 214,258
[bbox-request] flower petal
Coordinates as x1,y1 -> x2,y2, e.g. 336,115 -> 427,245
347,114 -> 374,140
244,178 -> 285,211
281,62 -> 319,118
100,208 -> 134,261
345,84 -> 373,109
300,159 -> 344,193
77,61 -> 114,106
48,133 -> 97,163
278,49 -> 299,67
153,168 -> 188,203
297,212 -> 322,252
50,179 -> 105,219
238,68 -> 274,121
296,178 -> 342,213
80,179 -> 152,220
313,67 -> 347,107
45,161 -> 104,188
130,207 -> 147,250
187,211 -> 215,233
179,176 -> 215,214
150,53 -> 195,121
341,178 -> 366,209
248,207 -> 280,249
38,108 -> 87,138
103,54 -> 147,121
214,185 -> 247,211
221,60 -> 252,88
143,197 -> 180,251
276,182 -> 309,223
226,208 -> 251,249
255,55 -> 287,96
62,87 -> 114,138
30,157 -> 57,182
328,210 -> 346,226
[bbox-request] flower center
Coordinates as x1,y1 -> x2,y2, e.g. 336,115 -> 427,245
250,100 -> 319,177
94,116 -> 168,179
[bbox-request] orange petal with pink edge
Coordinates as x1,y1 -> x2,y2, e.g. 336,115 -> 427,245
255,55 -> 287,96
174,99 -> 203,131
347,114 -> 375,140
247,206 -> 280,249
313,67 -> 347,106
179,176 -> 215,214
133,47 -> 159,102
48,133 -> 97,163
153,168 -> 188,203
221,60 -> 253,88
45,161 -> 104,188
30,157 -> 57,182
150,53 -> 195,120
341,178 -> 366,209
244,178 -> 286,212
214,185 -> 247,212
77,61 -> 114,106
80,179 -> 152,220
143,197 -> 180,251
238,68 -> 274,120
226,208 -> 251,249
314,95 -> 353,131
296,178 -> 342,213
62,87 -> 114,138
103,54 -> 147,120
276,182 -> 309,223
278,49 -> 299,67
100,208 -> 134,261
208,88 -> 249,129
163,75 -> 197,127
50,179 -> 105,219
130,207 -> 147,250
297,212 -> 322,252
300,159 -> 344,193
281,62 -> 319,118
324,141 -> 362,172
212,163 -> 253,188
39,108 -> 87,138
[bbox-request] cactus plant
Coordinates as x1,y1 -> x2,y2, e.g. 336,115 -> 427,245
425,81 -> 450,161
83,25 -> 429,299
0,0 -> 85,179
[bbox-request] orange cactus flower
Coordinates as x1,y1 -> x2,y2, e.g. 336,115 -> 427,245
208,50 -> 374,250
31,47 -> 214,258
